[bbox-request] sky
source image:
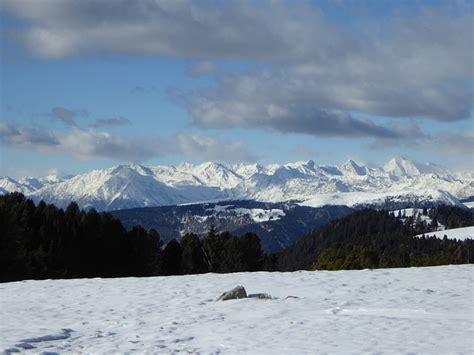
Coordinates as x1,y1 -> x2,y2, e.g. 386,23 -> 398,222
0,0 -> 473,178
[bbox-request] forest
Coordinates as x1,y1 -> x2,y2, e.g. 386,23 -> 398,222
277,208 -> 473,271
0,193 -> 472,282
0,193 -> 267,282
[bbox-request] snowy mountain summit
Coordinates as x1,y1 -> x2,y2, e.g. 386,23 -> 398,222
384,156 -> 423,177
1,157 -> 472,211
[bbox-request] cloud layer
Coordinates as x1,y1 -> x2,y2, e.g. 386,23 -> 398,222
50,106 -> 88,126
92,117 -> 131,128
2,0 -> 472,162
4,1 -> 471,129
2,0 -> 347,62
177,133 -> 257,162
0,122 -> 157,161
187,72 -> 431,140
186,61 -> 216,77
0,122 -> 256,163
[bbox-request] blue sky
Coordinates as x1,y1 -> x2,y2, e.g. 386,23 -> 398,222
1,0 -> 473,178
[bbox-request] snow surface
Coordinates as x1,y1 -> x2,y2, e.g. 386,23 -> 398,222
389,208 -> 445,231
415,226 -> 474,241
464,201 -> 474,209
208,205 -> 286,222
1,265 -> 473,354
300,189 -> 463,210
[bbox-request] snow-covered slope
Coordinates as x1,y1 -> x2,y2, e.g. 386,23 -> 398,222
464,201 -> 474,209
0,265 -> 472,353
390,208 -> 445,230
0,176 -> 36,195
1,157 -> 473,211
416,226 -> 474,241
384,156 -> 423,177
0,174 -> 67,195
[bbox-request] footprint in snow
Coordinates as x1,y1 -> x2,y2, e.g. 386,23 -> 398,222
172,336 -> 195,343
12,329 -> 75,352
329,307 -> 342,315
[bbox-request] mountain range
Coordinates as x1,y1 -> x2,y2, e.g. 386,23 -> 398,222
1,157 -> 473,211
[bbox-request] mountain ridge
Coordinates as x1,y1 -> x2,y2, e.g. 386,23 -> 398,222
1,157 -> 472,211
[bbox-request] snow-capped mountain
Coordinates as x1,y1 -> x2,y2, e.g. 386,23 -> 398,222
1,157 -> 473,211
0,174 -> 68,195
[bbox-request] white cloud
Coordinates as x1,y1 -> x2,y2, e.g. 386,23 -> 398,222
91,117 -> 131,128
429,131 -> 474,159
0,122 -> 257,163
186,61 -> 216,77
50,106 -> 88,126
0,122 -> 158,161
2,1 -> 472,142
176,133 -> 258,162
2,0 -> 347,62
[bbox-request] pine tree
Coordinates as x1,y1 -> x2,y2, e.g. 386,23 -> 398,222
162,239 -> 182,275
180,233 -> 208,274
202,224 -> 219,271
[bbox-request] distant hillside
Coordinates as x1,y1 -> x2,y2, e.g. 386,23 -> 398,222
110,201 -> 353,253
277,206 -> 474,271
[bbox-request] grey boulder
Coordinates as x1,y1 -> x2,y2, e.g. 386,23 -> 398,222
217,286 -> 247,301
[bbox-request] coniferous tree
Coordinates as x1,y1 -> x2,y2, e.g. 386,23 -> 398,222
202,224 -> 219,272
180,233 -> 208,274
238,232 -> 263,271
162,239 -> 182,275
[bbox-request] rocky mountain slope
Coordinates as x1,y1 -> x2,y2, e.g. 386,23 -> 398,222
1,157 -> 472,211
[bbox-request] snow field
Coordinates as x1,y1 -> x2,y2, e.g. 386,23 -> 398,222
209,205 -> 286,223
464,201 -> 474,209
0,265 -> 473,354
416,226 -> 474,241
390,207 -> 445,230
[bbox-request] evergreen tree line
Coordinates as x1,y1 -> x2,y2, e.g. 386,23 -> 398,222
393,208 -> 440,235
277,208 -> 473,271
1,193 -> 472,281
428,205 -> 474,229
162,225 -> 270,276
391,206 -> 474,235
0,193 -> 265,282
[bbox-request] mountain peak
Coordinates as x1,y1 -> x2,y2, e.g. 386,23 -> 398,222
110,163 -> 152,176
200,161 -> 227,170
1,159 -> 471,211
384,156 -> 421,177
340,159 -> 366,176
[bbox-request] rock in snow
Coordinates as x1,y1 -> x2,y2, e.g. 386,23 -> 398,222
247,293 -> 274,300
217,286 -> 248,301
217,286 -> 275,301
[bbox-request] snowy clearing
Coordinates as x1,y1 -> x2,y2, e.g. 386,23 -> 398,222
464,201 -> 474,209
299,189 -> 463,209
415,226 -> 474,241
390,208 -> 445,230
208,205 -> 286,222
0,265 -> 473,354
